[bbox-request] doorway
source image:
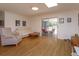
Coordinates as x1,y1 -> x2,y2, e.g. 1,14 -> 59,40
42,18 -> 58,37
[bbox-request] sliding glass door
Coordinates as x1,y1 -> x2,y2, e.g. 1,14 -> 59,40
42,18 -> 58,37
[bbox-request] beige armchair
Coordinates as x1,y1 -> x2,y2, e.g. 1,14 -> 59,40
0,28 -> 22,46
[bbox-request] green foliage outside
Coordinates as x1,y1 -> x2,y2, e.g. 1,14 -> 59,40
47,21 -> 57,27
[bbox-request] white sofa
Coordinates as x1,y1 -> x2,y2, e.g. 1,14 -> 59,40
0,28 -> 22,46
15,27 -> 32,38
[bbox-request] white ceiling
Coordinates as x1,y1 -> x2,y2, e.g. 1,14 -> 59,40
0,3 -> 79,16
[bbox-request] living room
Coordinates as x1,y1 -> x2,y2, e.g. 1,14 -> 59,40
0,3 -> 79,56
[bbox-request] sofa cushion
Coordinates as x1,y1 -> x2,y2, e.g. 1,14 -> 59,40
15,27 -> 32,37
1,28 -> 14,37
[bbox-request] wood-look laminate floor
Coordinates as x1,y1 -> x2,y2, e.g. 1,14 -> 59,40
0,36 -> 72,56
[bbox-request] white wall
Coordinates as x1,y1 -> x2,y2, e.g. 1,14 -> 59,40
29,10 -> 79,39
57,10 -> 78,39
29,16 -> 42,36
4,11 -> 29,31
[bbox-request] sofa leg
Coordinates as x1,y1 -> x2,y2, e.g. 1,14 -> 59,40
16,44 -> 17,47
1,45 -> 5,47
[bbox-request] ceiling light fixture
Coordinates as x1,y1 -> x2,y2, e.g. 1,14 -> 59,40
32,7 -> 39,11
45,3 -> 58,8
